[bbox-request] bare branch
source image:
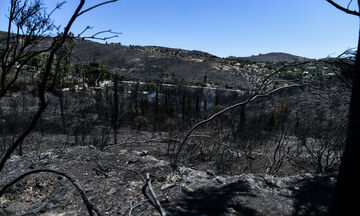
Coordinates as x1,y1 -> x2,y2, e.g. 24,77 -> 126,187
171,60 -> 311,168
80,29 -> 121,41
82,35 -> 119,41
127,169 -> 146,182
130,170 -> 166,215
145,173 -> 166,216
128,200 -> 148,216
0,169 -> 103,216
77,25 -> 93,37
326,0 -> 360,16
187,135 -> 242,157
78,0 -> 118,17
0,0 -> 87,174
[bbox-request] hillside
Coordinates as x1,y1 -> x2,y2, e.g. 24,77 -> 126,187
0,32 -> 322,91
70,40 -> 322,91
0,34 -> 352,216
70,40 -> 255,90
238,52 -> 310,63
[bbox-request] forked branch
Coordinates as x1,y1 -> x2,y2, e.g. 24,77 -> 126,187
78,0 -> 118,16
326,0 -> 360,16
130,170 -> 166,216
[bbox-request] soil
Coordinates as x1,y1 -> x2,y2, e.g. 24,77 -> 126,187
0,136 -> 336,216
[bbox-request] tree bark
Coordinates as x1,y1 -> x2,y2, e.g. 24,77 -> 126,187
331,11 -> 360,214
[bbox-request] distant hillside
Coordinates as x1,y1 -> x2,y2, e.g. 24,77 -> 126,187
239,52 -> 310,63
70,40 -> 319,90
0,31 -> 320,90
70,40 -> 257,90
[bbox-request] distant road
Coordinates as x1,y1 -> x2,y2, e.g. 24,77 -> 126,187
119,80 -> 245,94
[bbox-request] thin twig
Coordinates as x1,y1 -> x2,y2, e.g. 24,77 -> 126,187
127,169 -> 146,182
128,200 -> 148,216
171,57 -> 353,168
172,83 -> 304,168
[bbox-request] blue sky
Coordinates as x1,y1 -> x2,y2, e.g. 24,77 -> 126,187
0,0 -> 359,58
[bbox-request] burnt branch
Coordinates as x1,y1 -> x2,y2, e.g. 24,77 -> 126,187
0,0 -> 118,174
129,170 -> 166,216
78,0 -> 118,16
0,169 -> 103,216
326,0 -> 360,16
171,56 -> 353,168
77,25 -> 93,37
128,199 -> 148,216
82,29 -> 121,41
145,173 -> 166,216
171,61 -> 310,168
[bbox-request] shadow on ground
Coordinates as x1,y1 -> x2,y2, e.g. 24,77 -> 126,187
167,180 -> 257,216
291,175 -> 335,216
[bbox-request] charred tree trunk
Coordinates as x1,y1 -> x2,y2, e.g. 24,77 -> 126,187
155,87 -> 159,114
113,75 -> 119,145
59,91 -> 66,134
182,90 -> 186,121
331,12 -> 360,214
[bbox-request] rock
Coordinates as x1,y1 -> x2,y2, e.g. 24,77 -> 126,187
161,183 -> 176,190
117,206 -> 129,215
0,145 -> 336,216
39,152 -> 52,160
262,175 -> 282,188
226,207 -> 236,214
110,177 -> 121,183
26,202 -> 54,215
96,161 -> 108,172
8,155 -> 21,163
215,176 -> 227,184
242,174 -> 257,189
206,169 -> 215,177
140,150 -> 148,156
50,195 -> 63,204
107,187 -> 118,195
127,158 -> 139,164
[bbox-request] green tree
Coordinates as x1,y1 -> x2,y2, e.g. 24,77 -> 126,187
85,61 -> 108,87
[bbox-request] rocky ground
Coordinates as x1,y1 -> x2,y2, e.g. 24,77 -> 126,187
0,143 -> 336,216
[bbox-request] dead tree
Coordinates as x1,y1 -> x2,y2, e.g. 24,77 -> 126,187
0,0 -> 117,172
171,62 -> 309,168
0,0 -> 58,98
111,73 -> 125,145
325,1 -> 360,215
0,1 -> 118,215
171,56 -> 352,169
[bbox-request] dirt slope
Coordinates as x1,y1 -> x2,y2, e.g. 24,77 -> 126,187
0,145 -> 335,216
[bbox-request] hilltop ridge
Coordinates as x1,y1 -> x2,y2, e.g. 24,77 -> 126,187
237,52 -> 311,63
